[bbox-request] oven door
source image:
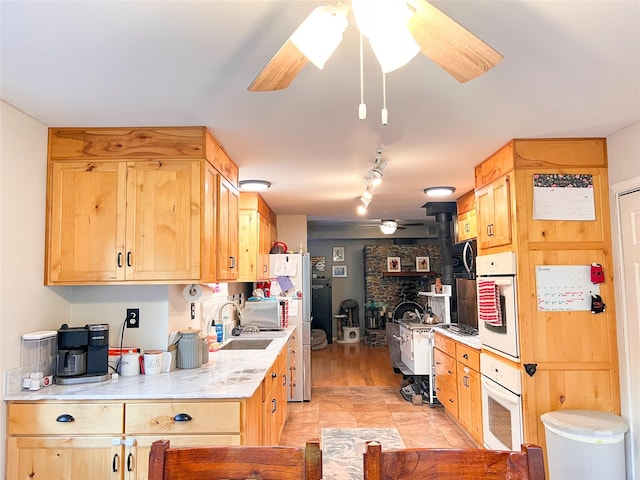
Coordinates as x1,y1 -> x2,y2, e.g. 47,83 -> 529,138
481,375 -> 523,451
477,275 -> 519,360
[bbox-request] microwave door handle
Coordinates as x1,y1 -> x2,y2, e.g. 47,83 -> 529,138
463,242 -> 471,274
481,376 -> 518,405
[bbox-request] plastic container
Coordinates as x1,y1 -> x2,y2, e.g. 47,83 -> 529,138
176,329 -> 201,369
21,331 -> 58,376
541,410 -> 628,479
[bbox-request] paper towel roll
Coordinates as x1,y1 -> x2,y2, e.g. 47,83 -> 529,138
183,284 -> 203,302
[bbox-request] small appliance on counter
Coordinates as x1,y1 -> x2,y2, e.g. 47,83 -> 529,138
55,323 -> 110,385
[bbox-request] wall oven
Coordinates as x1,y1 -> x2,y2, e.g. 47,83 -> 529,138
476,252 -> 519,361
480,353 -> 523,451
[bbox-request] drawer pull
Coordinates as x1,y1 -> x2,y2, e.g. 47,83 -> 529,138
56,414 -> 75,423
112,453 -> 119,473
271,398 -> 277,414
463,353 -> 469,359
173,413 -> 192,422
272,372 -> 277,378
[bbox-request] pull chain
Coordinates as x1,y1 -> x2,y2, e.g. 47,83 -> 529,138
381,71 -> 388,125
359,32 -> 366,120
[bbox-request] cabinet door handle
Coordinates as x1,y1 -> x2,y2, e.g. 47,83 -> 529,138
117,252 -> 123,268
127,452 -> 134,472
263,265 -> 268,273
230,256 -> 236,269
282,374 -> 287,386
173,413 -> 193,422
271,398 -> 277,414
112,453 -> 119,473
126,251 -> 132,267
55,414 -> 75,423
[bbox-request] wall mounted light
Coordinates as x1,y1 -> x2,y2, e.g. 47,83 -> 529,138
239,180 -> 272,192
423,186 -> 456,197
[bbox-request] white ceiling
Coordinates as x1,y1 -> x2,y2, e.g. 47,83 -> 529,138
2,0 -> 639,234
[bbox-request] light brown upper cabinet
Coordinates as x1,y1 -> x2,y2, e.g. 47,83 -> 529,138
455,189 -> 477,242
45,127 -> 238,285
238,192 -> 277,282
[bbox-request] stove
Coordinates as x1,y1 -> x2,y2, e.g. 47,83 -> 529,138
437,323 -> 479,337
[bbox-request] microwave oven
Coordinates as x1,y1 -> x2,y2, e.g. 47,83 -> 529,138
452,239 -> 477,279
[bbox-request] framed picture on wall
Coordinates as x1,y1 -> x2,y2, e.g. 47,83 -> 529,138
332,246 -> 345,262
416,257 -> 430,272
332,265 -> 347,278
387,257 -> 401,272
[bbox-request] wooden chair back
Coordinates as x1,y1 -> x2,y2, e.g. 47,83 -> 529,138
148,439 -> 322,480
363,442 -> 545,480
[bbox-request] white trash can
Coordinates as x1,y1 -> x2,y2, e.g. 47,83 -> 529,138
541,410 -> 628,480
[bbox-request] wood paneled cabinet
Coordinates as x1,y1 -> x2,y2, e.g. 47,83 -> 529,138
434,332 -> 482,444
456,189 -> 477,242
238,192 -> 277,282
262,344 -> 289,445
473,138 -> 620,449
476,173 -> 511,249
45,127 -> 239,285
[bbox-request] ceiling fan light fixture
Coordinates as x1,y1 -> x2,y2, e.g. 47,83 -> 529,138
423,186 -> 456,197
239,180 -> 272,192
368,26 -> 420,73
290,5 -> 349,69
379,220 -> 398,235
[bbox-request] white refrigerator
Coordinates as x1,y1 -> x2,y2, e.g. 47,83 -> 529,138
269,253 -> 312,401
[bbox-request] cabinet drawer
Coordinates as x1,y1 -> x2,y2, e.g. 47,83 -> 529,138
456,343 -> 480,370
8,402 -> 123,435
434,333 -> 456,357
434,349 -> 457,388
125,402 -> 240,435
435,378 -> 458,418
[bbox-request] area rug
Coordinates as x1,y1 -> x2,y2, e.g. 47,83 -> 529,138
321,428 -> 405,480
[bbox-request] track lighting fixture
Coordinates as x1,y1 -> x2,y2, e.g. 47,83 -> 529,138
355,149 -> 388,214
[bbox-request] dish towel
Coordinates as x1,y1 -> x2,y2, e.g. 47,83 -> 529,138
478,279 -> 504,326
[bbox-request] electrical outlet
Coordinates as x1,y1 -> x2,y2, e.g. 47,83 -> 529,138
126,308 -> 140,328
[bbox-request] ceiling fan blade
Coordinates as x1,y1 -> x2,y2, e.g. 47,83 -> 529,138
406,0 -> 503,83
248,39 -> 309,92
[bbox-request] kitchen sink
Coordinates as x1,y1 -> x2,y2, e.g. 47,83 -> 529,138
219,339 -> 273,350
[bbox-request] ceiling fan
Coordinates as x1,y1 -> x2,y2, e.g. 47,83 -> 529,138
359,219 -> 425,234
248,0 -> 503,92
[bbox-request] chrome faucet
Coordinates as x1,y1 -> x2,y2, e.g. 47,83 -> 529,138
215,301 -> 244,325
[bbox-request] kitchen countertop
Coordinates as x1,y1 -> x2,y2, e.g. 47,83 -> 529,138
4,328 -> 294,402
431,325 -> 482,349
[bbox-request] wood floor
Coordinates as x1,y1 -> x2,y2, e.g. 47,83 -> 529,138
279,341 -> 476,449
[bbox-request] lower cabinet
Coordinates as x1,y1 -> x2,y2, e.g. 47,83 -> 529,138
434,332 -> 483,445
6,348 -> 285,479
262,345 -> 288,445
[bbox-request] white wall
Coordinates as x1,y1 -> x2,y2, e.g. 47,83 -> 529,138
0,102 -> 72,477
607,120 -> 640,480
276,215 -> 308,253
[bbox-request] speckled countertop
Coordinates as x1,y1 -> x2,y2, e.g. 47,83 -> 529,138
4,328 -> 294,402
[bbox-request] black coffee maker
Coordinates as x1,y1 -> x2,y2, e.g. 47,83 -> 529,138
55,323 -> 110,385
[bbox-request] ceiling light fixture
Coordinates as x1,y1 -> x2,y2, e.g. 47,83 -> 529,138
423,186 -> 456,197
352,0 -> 419,74
379,220 -> 398,235
290,4 -> 349,69
239,180 -> 272,192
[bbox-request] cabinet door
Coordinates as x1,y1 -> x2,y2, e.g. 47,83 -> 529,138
7,436 -> 122,480
217,178 -> 239,280
477,174 -> 511,249
258,213 -> 272,280
457,209 -> 477,242
201,161 -> 218,283
456,363 -> 482,443
238,210 -> 258,281
47,161 -> 127,283
125,160 -> 201,281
